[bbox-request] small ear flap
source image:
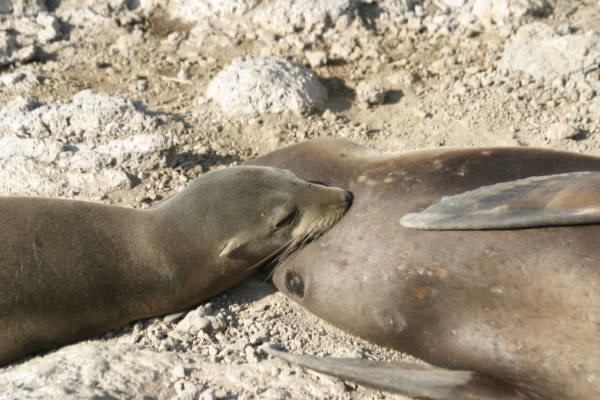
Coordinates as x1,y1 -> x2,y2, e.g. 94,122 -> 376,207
219,238 -> 242,258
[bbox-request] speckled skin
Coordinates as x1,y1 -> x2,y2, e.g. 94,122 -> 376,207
0,166 -> 351,366
252,138 -> 600,400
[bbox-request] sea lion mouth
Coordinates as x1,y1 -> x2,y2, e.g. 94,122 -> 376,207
259,193 -> 352,279
245,222 -> 334,276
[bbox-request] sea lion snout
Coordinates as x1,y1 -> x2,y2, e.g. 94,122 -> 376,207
342,190 -> 354,206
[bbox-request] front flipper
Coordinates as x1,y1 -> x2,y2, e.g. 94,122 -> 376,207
262,345 -> 527,399
400,171 -> 600,230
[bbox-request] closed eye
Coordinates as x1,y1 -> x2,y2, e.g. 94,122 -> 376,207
308,180 -> 330,187
276,208 -> 299,229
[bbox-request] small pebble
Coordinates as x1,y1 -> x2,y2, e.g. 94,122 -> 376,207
249,330 -> 269,345
172,365 -> 188,379
305,50 -> 327,68
546,122 -> 578,140
356,81 -> 385,107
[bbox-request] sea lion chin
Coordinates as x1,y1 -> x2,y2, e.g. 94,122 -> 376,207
251,138 -> 600,400
0,165 -> 352,366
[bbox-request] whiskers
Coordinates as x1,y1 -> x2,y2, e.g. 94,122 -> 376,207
266,208 -> 346,279
264,230 -> 313,280
242,240 -> 292,275
244,205 -> 349,280
245,227 -> 322,281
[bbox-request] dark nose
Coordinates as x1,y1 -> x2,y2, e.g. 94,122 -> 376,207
343,190 -> 354,206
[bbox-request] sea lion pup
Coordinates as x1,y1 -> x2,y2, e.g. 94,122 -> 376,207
251,138 -> 600,400
0,166 -> 353,366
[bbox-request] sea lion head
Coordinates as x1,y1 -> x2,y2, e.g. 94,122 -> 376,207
214,166 -> 353,266
159,166 -> 353,271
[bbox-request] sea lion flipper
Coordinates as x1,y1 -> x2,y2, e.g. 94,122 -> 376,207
400,171 -> 600,230
262,345 -> 474,399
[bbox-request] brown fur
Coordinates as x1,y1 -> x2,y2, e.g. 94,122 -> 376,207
252,138 -> 600,400
0,166 -> 351,365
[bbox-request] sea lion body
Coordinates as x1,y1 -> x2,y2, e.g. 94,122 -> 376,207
0,166 -> 352,365
252,138 -> 600,400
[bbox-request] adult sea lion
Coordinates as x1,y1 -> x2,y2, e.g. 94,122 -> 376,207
0,166 -> 353,366
251,138 -> 600,400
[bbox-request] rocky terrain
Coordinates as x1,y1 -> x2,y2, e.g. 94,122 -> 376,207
0,0 -> 599,398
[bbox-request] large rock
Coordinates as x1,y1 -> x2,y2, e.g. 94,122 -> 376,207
135,0 -> 365,35
252,0 -> 358,34
0,137 -> 62,163
499,22 -> 600,81
0,91 -> 178,147
207,57 -> 328,117
0,91 -> 181,197
0,341 -> 346,399
471,0 -> 553,25
0,12 -> 61,67
169,0 -> 257,21
0,158 -> 64,196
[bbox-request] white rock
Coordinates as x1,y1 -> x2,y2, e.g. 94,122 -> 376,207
304,50 -> 327,68
245,346 -> 258,363
0,157 -> 60,196
0,72 -> 26,86
471,0 -> 552,26
252,0 -> 356,35
330,37 -> 356,60
171,365 -> 188,379
0,155 -> 127,199
453,81 -> 468,95
0,343 -> 184,398
206,57 -> 327,117
176,308 -> 212,335
471,0 -> 510,25
66,169 -> 132,192
499,23 -> 600,82
0,137 -> 63,163
1,95 -> 39,111
66,146 -> 103,172
356,81 -> 385,107
0,90 -> 179,173
94,134 -> 175,157
0,11 -> 58,67
169,0 -> 256,22
545,122 -> 577,140
249,330 -> 269,345
35,13 -> 61,43
0,71 -> 39,87
0,340 -> 351,399
441,0 -> 465,7
0,90 -> 177,198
